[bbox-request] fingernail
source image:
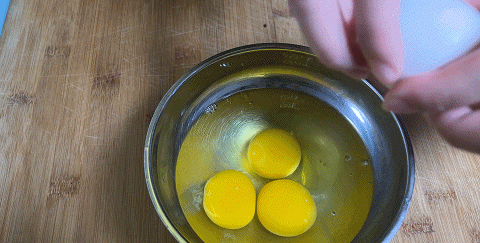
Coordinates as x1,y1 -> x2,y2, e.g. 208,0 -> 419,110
382,98 -> 417,113
371,61 -> 398,86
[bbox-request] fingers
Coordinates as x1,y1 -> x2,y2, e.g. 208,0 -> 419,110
382,49 -> 480,154
289,0 -> 368,79
383,49 -> 480,113
428,107 -> 480,153
465,0 -> 480,9
354,0 -> 404,85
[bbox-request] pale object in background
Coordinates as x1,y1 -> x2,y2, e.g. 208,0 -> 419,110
401,0 -> 480,77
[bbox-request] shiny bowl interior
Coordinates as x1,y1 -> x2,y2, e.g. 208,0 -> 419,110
144,43 -> 415,243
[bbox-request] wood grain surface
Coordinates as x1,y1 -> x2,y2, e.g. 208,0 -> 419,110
0,0 -> 479,242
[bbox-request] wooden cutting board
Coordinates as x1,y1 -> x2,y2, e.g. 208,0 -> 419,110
1,0 -> 479,242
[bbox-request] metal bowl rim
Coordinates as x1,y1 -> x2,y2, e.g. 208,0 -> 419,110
144,43 -> 415,243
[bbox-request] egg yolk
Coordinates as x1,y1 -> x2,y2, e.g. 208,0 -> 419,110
247,128 -> 301,179
203,170 -> 256,229
257,179 -> 317,237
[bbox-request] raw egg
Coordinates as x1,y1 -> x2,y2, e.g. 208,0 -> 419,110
247,128 -> 301,179
257,179 -> 317,237
203,170 -> 256,229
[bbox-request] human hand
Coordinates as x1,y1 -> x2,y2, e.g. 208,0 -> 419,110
290,0 -> 480,153
289,0 -> 404,84
383,40 -> 480,153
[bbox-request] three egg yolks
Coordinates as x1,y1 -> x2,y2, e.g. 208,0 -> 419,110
203,128 -> 316,237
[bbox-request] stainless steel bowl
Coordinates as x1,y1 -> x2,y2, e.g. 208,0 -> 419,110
144,43 -> 415,243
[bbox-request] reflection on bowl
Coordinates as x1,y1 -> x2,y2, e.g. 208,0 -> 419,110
144,43 -> 415,243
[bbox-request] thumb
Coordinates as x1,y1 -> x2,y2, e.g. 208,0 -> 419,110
382,49 -> 480,114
